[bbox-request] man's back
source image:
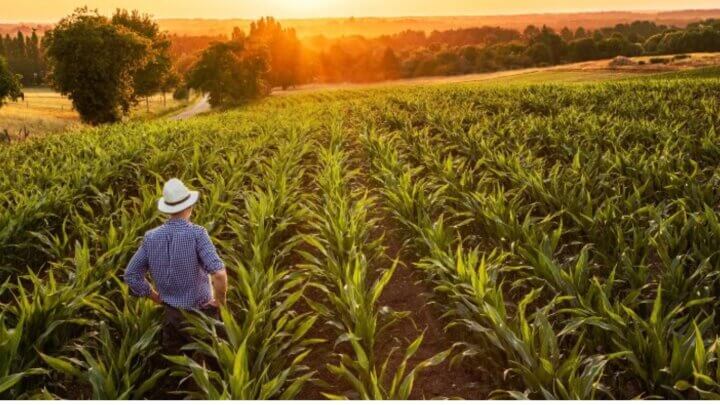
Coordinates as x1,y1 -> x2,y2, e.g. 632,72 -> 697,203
125,218 -> 224,310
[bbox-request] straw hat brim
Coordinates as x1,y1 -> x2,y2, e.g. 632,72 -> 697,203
158,191 -> 199,214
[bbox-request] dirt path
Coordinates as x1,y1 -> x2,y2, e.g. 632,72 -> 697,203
353,137 -> 488,399
374,223 -> 490,399
172,94 -> 211,120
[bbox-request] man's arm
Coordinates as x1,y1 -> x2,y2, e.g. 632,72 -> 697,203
197,227 -> 227,307
211,270 -> 228,307
124,241 -> 161,304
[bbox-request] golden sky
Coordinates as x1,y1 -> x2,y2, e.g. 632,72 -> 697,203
1,0 -> 719,22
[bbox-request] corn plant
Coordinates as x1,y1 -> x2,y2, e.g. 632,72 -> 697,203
302,131 -> 449,399
166,134 -> 319,399
0,313 -> 46,399
3,71 -> 720,399
38,279 -> 166,399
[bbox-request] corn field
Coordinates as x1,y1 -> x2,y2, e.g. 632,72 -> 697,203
2,73 -> 720,399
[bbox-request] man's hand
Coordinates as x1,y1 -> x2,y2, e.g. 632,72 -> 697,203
149,289 -> 162,305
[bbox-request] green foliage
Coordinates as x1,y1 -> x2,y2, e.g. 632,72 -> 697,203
165,134 -> 319,399
39,282 -> 166,399
112,9 -> 174,99
186,39 -> 269,107
361,76 -> 720,399
300,128 -> 450,399
172,84 -> 190,100
43,7 -> 151,124
0,56 -> 22,106
3,72 -> 720,400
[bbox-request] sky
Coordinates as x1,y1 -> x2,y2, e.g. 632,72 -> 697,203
1,0 -> 719,22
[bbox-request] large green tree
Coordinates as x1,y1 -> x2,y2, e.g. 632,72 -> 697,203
0,56 -> 22,106
112,9 -> 173,110
43,8 -> 151,125
186,39 -> 269,107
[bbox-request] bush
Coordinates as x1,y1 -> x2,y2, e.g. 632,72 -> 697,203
173,86 -> 189,100
649,57 -> 671,64
673,54 -> 691,60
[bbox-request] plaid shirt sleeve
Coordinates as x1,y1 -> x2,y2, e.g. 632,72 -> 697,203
196,227 -> 225,274
124,238 -> 152,297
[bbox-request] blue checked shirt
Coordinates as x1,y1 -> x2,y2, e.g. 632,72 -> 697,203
124,218 -> 225,310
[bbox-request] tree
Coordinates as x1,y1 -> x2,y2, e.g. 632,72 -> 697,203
0,57 -> 22,107
160,69 -> 180,106
172,85 -> 189,101
575,27 -> 588,39
112,9 -> 173,111
523,25 -> 541,40
380,48 -> 401,80
567,38 -> 599,61
231,27 -> 246,43
524,42 -> 552,65
15,32 -> 26,59
186,39 -> 269,107
248,17 -> 302,89
597,33 -> 642,58
532,26 -> 565,64
560,27 -> 574,42
43,7 -> 151,124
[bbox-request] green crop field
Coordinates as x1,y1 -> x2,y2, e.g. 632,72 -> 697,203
2,70 -> 720,399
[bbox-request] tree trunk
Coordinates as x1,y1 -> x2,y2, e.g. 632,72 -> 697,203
146,97 -> 150,113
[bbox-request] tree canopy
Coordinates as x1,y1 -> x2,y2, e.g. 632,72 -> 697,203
112,9 -> 174,101
0,57 -> 22,107
248,17 -> 302,90
186,38 -> 269,107
43,8 -> 151,124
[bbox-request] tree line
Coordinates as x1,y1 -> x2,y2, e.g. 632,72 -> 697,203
0,31 -> 44,86
303,19 -> 720,81
174,18 -> 720,92
2,10 -> 720,125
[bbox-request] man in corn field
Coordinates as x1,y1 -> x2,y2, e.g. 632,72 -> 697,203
124,178 -> 228,354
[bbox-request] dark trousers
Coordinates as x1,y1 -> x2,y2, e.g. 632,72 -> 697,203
161,304 -> 223,355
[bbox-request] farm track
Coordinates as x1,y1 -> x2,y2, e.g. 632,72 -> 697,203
355,137 -> 487,399
172,94 -> 211,120
372,217 -> 489,399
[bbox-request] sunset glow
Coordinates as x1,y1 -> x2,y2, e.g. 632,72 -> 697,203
2,0 -> 720,22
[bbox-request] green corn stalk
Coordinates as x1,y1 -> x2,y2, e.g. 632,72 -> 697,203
165,134 -> 319,399
39,279 -> 166,399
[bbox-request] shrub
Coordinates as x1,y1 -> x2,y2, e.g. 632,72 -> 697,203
172,85 -> 189,100
649,57 -> 671,64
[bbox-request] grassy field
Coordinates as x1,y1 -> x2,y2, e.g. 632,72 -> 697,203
2,71 -> 720,399
0,88 -> 195,139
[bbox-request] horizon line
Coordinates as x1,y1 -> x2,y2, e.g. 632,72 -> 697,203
1,7 -> 719,25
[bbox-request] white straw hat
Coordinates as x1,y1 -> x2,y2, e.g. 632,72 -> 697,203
158,178 -> 199,214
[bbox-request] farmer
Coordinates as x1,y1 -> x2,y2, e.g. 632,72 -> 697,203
124,178 -> 228,354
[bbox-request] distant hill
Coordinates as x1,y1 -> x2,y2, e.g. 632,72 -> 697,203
156,9 -> 720,38
3,9 -> 720,38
